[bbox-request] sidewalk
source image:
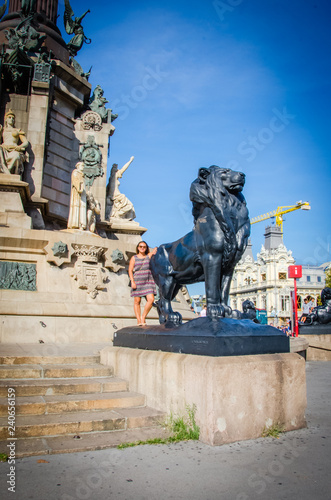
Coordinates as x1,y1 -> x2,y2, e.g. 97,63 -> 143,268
0,360 -> 330,500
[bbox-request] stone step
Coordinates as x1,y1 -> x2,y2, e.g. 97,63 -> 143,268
0,424 -> 170,458
0,355 -> 100,366
0,363 -> 113,380
0,365 -> 42,379
0,391 -> 146,417
0,376 -> 128,397
0,406 -> 164,440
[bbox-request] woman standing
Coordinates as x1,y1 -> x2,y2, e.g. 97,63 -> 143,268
129,241 -> 157,326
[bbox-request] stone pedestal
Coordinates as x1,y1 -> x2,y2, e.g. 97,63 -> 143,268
113,318 -> 290,356
0,174 -> 32,229
299,325 -> 331,360
100,347 -> 307,446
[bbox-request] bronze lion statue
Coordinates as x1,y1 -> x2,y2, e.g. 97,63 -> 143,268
305,287 -> 331,325
150,166 -> 250,325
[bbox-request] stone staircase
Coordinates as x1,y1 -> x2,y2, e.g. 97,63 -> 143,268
0,349 -> 168,457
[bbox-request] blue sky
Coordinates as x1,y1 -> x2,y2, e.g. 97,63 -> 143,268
58,0 -> 330,294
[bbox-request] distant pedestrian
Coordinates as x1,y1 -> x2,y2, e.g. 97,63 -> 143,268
308,297 -> 315,313
190,305 -> 197,315
300,298 -> 310,322
200,305 -> 207,317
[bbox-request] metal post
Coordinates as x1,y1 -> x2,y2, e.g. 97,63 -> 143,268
294,278 -> 299,337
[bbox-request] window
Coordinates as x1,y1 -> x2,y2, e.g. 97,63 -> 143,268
261,273 -> 266,282
281,296 -> 290,311
307,276 -> 311,282
278,272 -> 286,280
297,296 -> 302,309
317,276 -> 321,283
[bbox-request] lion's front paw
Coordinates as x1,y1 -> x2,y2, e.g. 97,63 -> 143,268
206,304 -> 225,319
222,304 -> 232,317
165,312 -> 182,327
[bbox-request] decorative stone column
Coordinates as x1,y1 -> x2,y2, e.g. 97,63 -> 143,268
8,1 -> 59,23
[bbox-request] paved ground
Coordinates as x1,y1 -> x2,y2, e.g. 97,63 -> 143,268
0,360 -> 330,500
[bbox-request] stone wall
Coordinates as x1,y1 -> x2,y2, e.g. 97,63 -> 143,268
0,222 -> 195,343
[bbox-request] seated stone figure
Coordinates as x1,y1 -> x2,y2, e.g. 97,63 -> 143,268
0,110 -> 29,176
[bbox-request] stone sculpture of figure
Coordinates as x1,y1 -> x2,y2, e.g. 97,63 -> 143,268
86,192 -> 101,233
67,162 -> 87,230
5,17 -> 46,53
63,0 -> 91,57
0,110 -> 29,175
106,156 -> 136,220
89,85 -> 118,123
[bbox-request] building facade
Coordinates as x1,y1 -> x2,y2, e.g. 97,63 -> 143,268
229,226 -> 327,326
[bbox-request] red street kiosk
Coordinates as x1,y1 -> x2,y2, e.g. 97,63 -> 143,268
288,265 -> 302,337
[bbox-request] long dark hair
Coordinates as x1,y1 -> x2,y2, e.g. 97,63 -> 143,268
136,241 -> 149,255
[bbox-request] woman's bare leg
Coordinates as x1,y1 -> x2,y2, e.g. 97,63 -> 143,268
134,297 -> 142,325
141,294 -> 154,325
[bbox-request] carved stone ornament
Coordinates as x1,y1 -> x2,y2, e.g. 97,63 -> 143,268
72,244 -> 105,263
52,241 -> 68,258
0,261 -> 36,291
111,249 -> 124,265
81,110 -> 102,131
71,244 -> 107,298
71,261 -> 107,298
79,135 -> 103,189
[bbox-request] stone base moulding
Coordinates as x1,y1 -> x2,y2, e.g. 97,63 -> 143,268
100,347 -> 307,446
299,325 -> 331,360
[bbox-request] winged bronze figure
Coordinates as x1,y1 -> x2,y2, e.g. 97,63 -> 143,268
63,0 -> 91,57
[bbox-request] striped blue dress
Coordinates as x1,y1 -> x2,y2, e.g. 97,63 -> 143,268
130,255 -> 157,297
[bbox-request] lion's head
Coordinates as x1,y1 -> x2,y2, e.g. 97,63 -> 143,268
242,300 -> 256,313
321,287 -> 331,305
199,166 -> 245,194
190,165 -> 248,224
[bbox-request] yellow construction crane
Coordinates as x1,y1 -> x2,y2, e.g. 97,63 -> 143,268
250,201 -> 311,235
